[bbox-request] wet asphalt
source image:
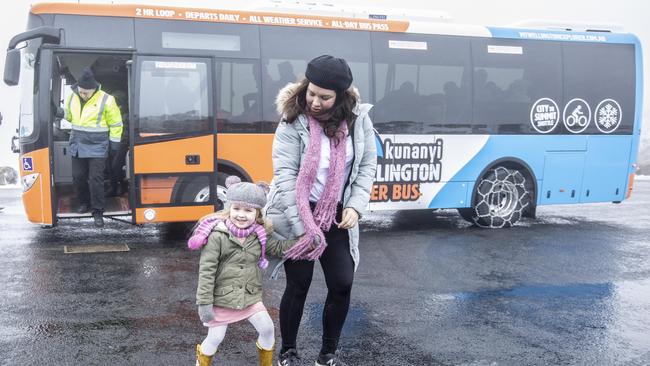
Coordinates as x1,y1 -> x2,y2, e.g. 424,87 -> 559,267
0,181 -> 649,365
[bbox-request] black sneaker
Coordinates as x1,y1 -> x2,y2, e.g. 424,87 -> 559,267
315,351 -> 347,366
278,348 -> 300,366
92,212 -> 104,228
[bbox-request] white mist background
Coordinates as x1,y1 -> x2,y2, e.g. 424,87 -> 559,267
1,0 -> 648,172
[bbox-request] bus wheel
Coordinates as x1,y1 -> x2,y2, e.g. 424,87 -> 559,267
461,166 -> 530,228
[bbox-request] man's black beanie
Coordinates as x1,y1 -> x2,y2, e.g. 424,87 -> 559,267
305,55 -> 353,92
77,66 -> 98,89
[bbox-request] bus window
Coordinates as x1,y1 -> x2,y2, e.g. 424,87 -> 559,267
19,47 -> 36,140
137,60 -> 210,139
215,60 -> 262,132
260,26 -> 371,123
371,33 -> 472,134
472,39 -> 562,134
563,43 -> 635,135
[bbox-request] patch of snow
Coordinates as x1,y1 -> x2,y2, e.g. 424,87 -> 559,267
0,184 -> 21,189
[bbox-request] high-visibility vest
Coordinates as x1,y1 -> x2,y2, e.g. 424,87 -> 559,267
66,88 -> 123,143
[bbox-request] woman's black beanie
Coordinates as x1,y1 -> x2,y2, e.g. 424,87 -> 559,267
305,55 -> 353,92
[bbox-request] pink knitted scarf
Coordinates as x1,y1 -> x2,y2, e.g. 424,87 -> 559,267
283,115 -> 348,260
187,216 -> 269,269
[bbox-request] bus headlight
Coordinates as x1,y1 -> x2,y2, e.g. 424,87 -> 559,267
143,208 -> 156,221
21,173 -> 39,192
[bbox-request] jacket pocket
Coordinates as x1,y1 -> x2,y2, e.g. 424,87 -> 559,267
215,285 -> 235,297
245,282 -> 261,295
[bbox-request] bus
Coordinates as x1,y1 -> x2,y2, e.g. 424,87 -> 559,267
4,2 -> 643,228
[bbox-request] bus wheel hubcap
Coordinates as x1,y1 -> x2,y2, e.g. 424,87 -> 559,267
194,186 -> 210,203
488,181 -> 519,216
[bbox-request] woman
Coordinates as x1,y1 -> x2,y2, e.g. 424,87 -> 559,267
265,55 -> 377,366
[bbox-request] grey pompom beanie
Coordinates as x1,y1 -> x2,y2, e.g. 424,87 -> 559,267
225,176 -> 268,209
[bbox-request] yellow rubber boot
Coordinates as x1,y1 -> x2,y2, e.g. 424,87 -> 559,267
196,344 -> 213,366
256,341 -> 274,366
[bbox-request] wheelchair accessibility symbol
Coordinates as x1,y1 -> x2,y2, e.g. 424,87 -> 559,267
562,98 -> 591,134
22,157 -> 34,171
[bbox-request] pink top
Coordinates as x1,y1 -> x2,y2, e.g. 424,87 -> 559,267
203,301 -> 267,327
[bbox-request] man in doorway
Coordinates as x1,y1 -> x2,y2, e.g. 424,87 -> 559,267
65,66 -> 123,227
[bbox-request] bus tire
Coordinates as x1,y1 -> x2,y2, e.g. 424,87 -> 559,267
461,166 -> 531,228
177,172 -> 229,207
178,176 -> 210,203
456,207 -> 476,223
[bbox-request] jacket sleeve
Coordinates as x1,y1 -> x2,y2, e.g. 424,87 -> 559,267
105,95 -> 123,143
271,121 -> 305,237
265,233 -> 296,257
64,94 -> 73,121
196,233 -> 222,305
345,114 -> 377,218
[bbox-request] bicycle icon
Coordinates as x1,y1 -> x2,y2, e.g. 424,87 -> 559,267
566,105 -> 588,127
562,98 -> 591,133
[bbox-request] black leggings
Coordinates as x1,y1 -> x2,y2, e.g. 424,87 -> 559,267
279,207 -> 355,355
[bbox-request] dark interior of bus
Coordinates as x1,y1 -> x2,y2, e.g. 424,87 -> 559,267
51,53 -> 131,218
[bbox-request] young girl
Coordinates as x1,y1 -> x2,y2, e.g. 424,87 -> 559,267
188,176 -> 299,366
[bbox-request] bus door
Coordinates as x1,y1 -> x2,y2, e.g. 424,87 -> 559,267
4,27 -> 61,226
129,56 -> 216,224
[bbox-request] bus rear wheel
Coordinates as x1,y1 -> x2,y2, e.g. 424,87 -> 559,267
458,166 -> 531,228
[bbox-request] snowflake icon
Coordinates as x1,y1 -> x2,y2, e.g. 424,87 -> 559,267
595,99 -> 622,133
598,103 -> 618,128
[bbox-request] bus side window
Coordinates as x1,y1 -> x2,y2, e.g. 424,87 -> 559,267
215,60 -> 262,132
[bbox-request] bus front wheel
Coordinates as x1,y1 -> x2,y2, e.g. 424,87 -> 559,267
458,166 -> 531,228
177,172 -> 229,209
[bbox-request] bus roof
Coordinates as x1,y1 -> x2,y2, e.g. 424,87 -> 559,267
31,2 -> 639,43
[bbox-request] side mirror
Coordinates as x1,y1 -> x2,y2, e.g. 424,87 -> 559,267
4,48 -> 20,86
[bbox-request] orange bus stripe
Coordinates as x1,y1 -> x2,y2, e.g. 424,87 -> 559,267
135,206 -> 214,223
216,134 -> 274,183
31,3 -> 409,32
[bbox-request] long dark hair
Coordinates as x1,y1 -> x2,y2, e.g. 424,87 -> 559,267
285,78 -> 358,138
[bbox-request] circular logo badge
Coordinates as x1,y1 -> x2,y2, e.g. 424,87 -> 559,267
530,98 -> 560,133
562,98 -> 591,134
595,99 -> 622,133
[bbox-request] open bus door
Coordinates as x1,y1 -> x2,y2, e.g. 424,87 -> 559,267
128,55 -> 217,224
4,27 -> 61,226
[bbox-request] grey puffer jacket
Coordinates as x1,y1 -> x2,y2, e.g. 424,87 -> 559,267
264,82 -> 377,271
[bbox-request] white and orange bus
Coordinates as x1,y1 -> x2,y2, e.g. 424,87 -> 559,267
4,2 -> 642,228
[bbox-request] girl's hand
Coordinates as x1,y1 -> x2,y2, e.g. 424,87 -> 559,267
310,235 -> 320,251
338,208 -> 359,229
298,235 -> 319,251
198,304 -> 215,323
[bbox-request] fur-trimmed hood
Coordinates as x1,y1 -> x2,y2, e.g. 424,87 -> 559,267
274,81 -> 362,119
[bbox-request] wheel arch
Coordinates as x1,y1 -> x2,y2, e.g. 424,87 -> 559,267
169,160 -> 253,203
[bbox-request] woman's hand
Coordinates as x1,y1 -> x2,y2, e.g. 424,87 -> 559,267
338,208 -> 359,229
